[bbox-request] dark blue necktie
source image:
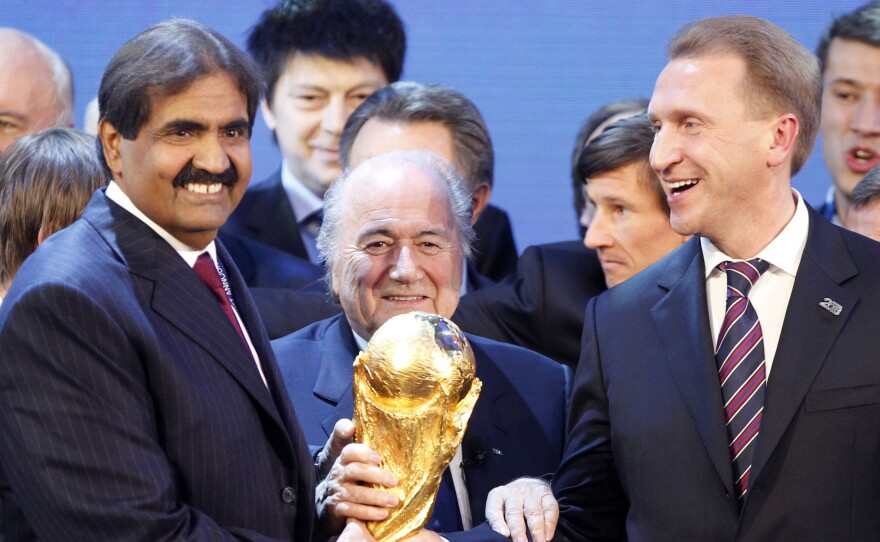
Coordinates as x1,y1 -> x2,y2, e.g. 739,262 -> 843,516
426,467 -> 462,532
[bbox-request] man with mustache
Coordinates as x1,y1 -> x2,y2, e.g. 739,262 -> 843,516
816,2 -> 880,227
0,20 -> 321,541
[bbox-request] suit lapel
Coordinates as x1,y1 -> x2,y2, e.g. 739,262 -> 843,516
749,211 -> 858,486
244,173 -> 308,257
651,239 -> 735,495
91,193 -> 286,431
314,316 -> 360,438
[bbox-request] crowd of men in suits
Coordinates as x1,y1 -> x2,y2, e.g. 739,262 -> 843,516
2,1 -> 880,541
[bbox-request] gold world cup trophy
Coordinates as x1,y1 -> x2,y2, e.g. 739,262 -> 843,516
352,312 -> 482,542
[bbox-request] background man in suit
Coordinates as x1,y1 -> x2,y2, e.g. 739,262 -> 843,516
0,28 -> 73,153
816,2 -> 880,227
543,15 -> 880,541
340,81 -> 519,282
0,20 -> 318,541
571,98 -> 649,237
846,164 -> 880,241
452,114 -> 686,370
223,0 -> 405,266
0,128 -> 106,302
273,151 -> 569,540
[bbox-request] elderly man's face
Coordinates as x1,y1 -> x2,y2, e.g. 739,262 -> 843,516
332,159 -> 464,340
0,45 -> 65,153
821,38 -> 880,206
100,72 -> 252,249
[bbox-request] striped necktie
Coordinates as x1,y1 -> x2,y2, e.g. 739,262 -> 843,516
193,252 -> 247,346
715,258 -> 770,504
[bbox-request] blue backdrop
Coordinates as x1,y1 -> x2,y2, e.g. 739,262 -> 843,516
5,1 -> 865,250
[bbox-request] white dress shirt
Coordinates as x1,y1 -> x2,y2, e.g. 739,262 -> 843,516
280,160 -> 324,263
105,182 -> 267,386
702,189 -> 809,379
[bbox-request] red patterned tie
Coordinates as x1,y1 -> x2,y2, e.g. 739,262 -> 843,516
193,252 -> 247,345
715,258 -> 770,504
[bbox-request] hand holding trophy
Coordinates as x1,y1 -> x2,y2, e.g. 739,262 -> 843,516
352,312 -> 482,542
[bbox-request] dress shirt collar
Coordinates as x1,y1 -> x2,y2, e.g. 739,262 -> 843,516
352,327 -> 369,352
105,181 -> 217,267
701,188 -> 809,279
280,160 -> 324,225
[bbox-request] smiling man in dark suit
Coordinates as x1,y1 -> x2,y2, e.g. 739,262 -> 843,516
273,150 -> 569,540
0,20 -> 317,541
458,14 -> 880,542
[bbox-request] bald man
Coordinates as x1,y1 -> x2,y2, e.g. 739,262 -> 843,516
0,28 -> 73,153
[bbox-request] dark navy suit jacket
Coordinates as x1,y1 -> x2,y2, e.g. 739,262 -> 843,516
549,207 -> 880,542
223,169 -> 520,280
218,230 -> 322,290
274,313 -> 570,532
453,240 -> 606,370
0,191 -> 314,541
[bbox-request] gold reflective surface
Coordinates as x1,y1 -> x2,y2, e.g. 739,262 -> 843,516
353,312 -> 481,542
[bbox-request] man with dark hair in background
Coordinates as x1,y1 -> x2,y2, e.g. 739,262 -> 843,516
452,114 -> 682,370
0,28 -> 73,153
223,0 -> 405,267
570,97 -> 649,236
0,20 -> 319,541
816,1 -> 880,227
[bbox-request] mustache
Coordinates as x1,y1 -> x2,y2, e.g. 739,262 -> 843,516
172,161 -> 238,188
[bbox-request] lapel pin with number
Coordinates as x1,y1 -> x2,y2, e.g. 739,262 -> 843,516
819,298 -> 843,316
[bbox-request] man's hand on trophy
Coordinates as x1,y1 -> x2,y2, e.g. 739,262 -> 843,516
485,477 -> 558,542
316,419 -> 358,479
316,423 -> 400,534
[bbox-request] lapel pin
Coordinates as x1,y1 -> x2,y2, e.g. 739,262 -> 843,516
819,298 -> 843,316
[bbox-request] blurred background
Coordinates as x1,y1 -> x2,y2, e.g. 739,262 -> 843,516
7,0 -> 864,249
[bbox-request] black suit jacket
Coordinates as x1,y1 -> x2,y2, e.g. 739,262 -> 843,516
224,169 -> 520,280
0,191 -> 314,541
274,314 -> 570,532
550,207 -> 880,541
218,231 -> 322,290
472,204 -> 518,281
453,240 -> 606,369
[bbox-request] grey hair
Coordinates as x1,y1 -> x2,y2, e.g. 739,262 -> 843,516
851,165 -> 880,209
318,150 -> 475,293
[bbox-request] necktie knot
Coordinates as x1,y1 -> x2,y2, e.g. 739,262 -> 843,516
194,252 -> 222,292
719,258 -> 769,299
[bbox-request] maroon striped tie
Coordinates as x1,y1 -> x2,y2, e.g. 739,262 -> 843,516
193,252 -> 247,346
715,258 -> 769,504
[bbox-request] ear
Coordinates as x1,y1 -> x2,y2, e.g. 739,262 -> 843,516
98,119 -> 124,180
470,183 -> 491,224
767,113 -> 799,169
37,224 -> 56,245
260,98 -> 277,132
